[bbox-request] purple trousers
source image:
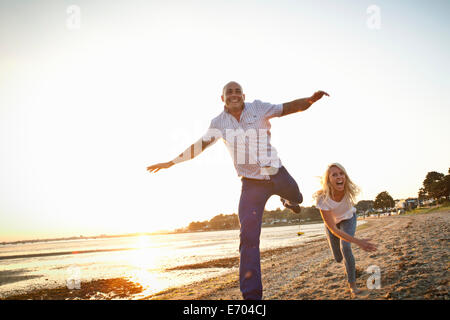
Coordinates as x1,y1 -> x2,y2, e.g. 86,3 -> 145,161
238,166 -> 302,300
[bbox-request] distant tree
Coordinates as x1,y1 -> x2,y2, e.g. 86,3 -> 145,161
209,214 -> 226,230
300,206 -> 321,221
261,206 -> 320,224
355,200 -> 374,213
208,213 -> 239,230
421,171 -> 448,201
374,191 -> 395,217
444,170 -> 450,201
418,187 -> 427,202
187,221 -> 208,231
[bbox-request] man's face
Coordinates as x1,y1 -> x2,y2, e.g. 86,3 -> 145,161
222,82 -> 245,112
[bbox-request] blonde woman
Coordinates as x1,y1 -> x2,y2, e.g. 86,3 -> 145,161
314,163 -> 377,297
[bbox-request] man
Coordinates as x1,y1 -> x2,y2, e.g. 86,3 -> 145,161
147,81 -> 329,299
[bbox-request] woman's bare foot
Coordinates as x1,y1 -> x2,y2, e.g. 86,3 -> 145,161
348,282 -> 362,298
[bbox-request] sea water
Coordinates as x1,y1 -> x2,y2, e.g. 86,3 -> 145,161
0,221 -> 365,299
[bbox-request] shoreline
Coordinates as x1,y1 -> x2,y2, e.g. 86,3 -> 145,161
0,218 -> 327,247
2,208 -> 448,300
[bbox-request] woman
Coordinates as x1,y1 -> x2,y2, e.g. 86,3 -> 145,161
314,163 -> 377,297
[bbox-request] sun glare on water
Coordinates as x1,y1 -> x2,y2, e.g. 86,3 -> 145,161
123,235 -> 172,296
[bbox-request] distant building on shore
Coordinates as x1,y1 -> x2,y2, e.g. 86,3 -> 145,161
395,198 -> 418,211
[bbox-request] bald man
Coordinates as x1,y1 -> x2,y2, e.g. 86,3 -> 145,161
147,82 -> 329,300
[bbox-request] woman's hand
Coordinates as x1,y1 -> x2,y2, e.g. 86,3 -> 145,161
356,238 -> 377,252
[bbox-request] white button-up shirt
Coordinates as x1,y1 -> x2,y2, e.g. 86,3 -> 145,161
202,100 -> 284,180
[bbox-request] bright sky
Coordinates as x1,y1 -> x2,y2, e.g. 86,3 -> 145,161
1,0 -> 449,242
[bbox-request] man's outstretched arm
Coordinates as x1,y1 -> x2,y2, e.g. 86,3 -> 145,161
146,137 -> 216,173
281,90 -> 329,116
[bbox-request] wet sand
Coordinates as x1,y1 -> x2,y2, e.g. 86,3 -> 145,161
3,208 -> 449,300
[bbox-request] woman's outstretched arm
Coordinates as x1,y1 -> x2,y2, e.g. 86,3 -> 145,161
319,209 -> 377,252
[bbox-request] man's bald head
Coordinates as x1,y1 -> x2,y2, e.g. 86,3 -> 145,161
222,81 -> 243,95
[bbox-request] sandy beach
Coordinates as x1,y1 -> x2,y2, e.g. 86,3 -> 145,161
3,208 -> 449,300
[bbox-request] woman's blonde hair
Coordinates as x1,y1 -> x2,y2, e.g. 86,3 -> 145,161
313,163 -> 360,206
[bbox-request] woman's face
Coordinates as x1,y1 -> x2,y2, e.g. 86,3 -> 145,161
328,166 -> 346,192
